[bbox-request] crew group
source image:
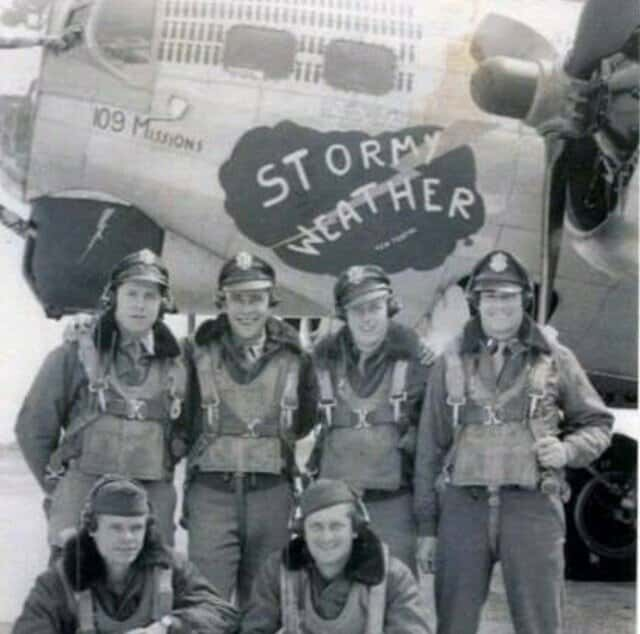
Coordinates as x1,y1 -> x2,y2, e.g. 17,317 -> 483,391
13,248 -> 613,634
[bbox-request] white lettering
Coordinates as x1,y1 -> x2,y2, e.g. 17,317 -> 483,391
325,144 -> 352,176
448,187 -> 475,219
422,131 -> 442,164
282,148 -> 311,191
422,178 -> 443,212
388,178 -> 416,212
316,214 -> 342,241
257,164 -> 290,208
360,139 -> 385,170
351,182 -> 380,215
390,135 -> 419,166
287,224 -> 324,256
336,200 -> 363,231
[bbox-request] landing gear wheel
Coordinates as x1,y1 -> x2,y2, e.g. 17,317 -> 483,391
569,469 -> 636,580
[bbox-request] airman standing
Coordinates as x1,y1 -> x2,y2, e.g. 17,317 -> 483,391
309,265 -> 431,571
15,249 -> 187,550
184,251 -> 315,607
414,250 -> 613,634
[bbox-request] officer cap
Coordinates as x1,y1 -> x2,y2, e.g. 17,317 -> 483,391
218,251 -> 275,292
469,250 -> 531,293
110,249 -> 170,289
91,477 -> 149,517
300,479 -> 359,520
334,265 -> 392,311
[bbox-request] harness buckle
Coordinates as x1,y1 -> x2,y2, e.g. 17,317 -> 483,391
246,419 -> 262,438
319,398 -> 336,427
354,408 -> 370,429
89,380 -> 108,412
127,399 -> 148,420
483,406 -> 503,426
201,400 -> 219,430
528,389 -> 544,419
390,391 -> 408,423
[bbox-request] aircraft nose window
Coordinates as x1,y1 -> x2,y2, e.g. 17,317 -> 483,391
223,26 -> 296,80
93,0 -> 155,78
324,40 -> 396,95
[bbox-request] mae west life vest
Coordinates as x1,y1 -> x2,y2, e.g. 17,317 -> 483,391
61,330 -> 186,481
56,560 -> 173,634
189,341 -> 300,474
315,359 -> 409,491
443,337 -> 562,491
280,545 -> 389,634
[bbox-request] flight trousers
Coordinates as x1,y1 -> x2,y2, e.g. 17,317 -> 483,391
435,485 -> 565,634
185,472 -> 292,608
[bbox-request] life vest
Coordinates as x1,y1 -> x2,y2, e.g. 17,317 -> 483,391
189,341 -> 300,474
64,331 -> 186,481
442,335 -> 562,490
56,560 -> 173,634
315,359 -> 409,491
280,545 -> 389,634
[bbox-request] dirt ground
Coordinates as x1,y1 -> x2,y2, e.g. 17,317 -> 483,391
0,446 -> 635,633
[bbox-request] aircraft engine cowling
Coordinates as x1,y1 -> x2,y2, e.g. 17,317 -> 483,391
23,196 -> 222,317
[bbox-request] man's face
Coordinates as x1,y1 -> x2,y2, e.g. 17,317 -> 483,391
91,513 -> 147,569
115,280 -> 162,336
223,289 -> 271,342
346,294 -> 390,354
478,287 -> 524,341
304,503 -> 355,575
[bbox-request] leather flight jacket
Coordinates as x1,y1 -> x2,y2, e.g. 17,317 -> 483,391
189,342 -> 300,475
315,359 -> 409,491
280,546 -> 388,634
56,560 -> 172,634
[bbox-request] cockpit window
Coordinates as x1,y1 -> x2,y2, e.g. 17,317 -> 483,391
324,40 -> 396,95
223,26 -> 295,80
91,0 -> 156,85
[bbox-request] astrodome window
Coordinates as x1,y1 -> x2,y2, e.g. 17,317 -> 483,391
324,40 -> 396,95
223,26 -> 296,80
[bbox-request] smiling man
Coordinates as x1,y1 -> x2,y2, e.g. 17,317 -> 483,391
241,478 -> 431,634
308,265 -> 431,571
184,251 -> 315,607
12,476 -> 239,634
15,250 -> 188,551
414,250 -> 613,634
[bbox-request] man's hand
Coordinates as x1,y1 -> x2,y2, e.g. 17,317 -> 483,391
416,536 -> 438,575
534,436 -> 569,469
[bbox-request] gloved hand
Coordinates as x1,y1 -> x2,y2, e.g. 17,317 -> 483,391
534,436 -> 569,469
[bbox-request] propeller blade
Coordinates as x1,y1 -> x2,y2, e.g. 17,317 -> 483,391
470,13 -> 557,64
564,0 -> 640,79
537,137 -> 568,324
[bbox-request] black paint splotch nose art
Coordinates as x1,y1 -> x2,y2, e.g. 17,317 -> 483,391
219,121 -> 485,275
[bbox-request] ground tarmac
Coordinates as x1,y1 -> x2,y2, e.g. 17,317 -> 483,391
0,445 -> 635,633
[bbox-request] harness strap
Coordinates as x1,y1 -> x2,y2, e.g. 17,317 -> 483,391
76,590 -> 95,634
388,361 -> 409,423
165,356 -> 187,420
193,342 -> 222,435
152,567 -> 174,621
366,544 -> 389,634
280,565 -> 302,634
76,331 -> 107,413
315,367 -> 336,428
444,346 -> 466,428
280,356 -> 301,434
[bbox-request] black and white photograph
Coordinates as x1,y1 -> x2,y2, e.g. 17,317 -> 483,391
0,0 -> 637,632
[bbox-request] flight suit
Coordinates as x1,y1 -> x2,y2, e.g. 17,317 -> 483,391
14,315 -> 187,547
310,322 -> 429,570
184,314 -> 315,607
414,316 -> 613,634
